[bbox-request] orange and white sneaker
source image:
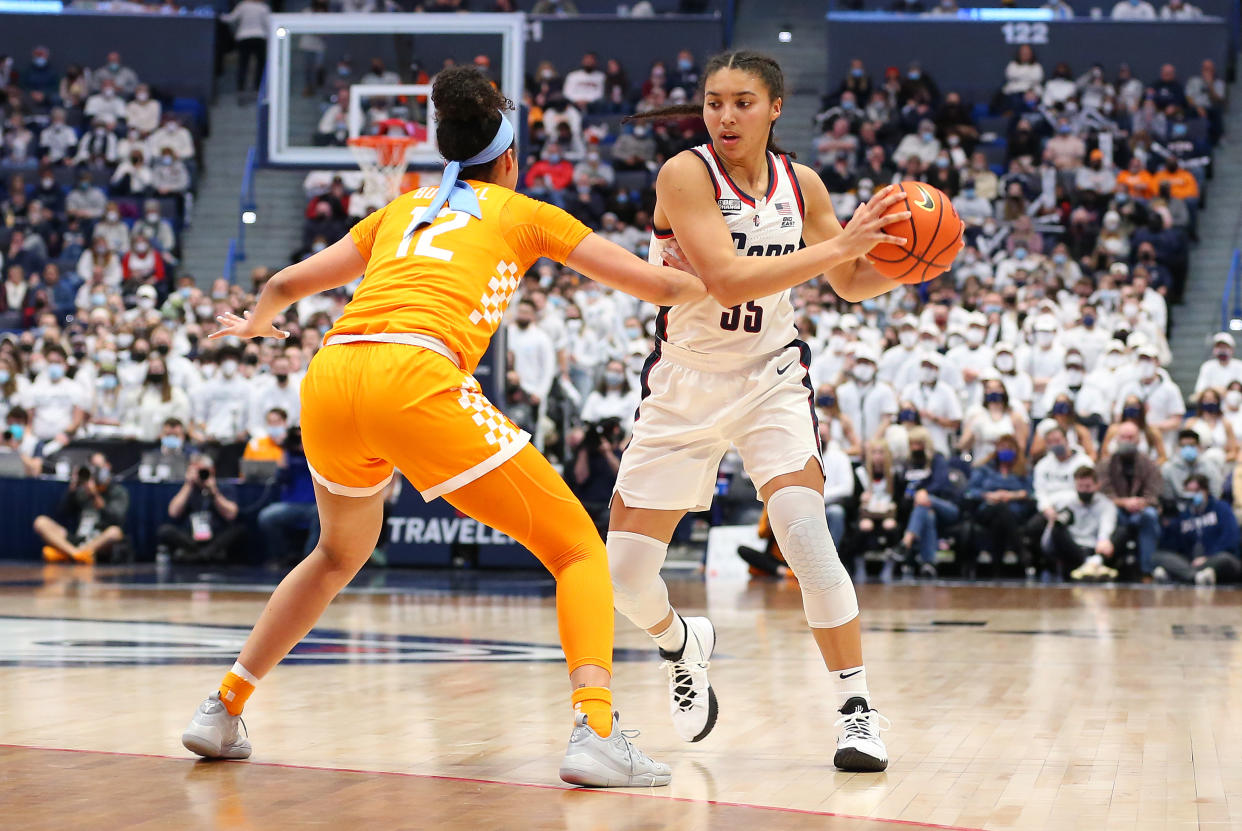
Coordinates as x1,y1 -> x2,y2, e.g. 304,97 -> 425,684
182,693 -> 252,760
69,548 -> 94,565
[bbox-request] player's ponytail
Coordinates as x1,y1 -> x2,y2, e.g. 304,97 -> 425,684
432,66 -> 515,180
623,50 -> 795,159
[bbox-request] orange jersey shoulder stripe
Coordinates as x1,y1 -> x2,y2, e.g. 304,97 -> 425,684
326,182 -> 591,374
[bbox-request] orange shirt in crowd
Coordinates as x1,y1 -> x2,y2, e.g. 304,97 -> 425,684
1115,168 -> 1156,200
1153,168 -> 1200,201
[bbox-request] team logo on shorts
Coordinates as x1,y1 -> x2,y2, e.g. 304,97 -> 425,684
717,198 -> 742,214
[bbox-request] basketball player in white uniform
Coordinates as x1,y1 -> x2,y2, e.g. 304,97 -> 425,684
607,51 -> 909,771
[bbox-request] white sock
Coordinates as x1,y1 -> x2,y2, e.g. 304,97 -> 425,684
651,615 -> 686,655
831,665 -> 869,709
230,661 -> 259,685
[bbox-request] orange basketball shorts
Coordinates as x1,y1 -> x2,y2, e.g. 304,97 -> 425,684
299,342 -> 531,501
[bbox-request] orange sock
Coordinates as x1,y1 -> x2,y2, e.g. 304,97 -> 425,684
218,662 -> 257,716
572,687 -> 613,738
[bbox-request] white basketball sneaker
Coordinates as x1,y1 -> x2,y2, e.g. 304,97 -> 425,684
659,616 -> 718,742
833,696 -> 890,772
558,712 -> 672,787
181,692 -> 252,760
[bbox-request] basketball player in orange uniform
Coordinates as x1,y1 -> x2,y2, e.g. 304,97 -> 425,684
180,67 -> 706,787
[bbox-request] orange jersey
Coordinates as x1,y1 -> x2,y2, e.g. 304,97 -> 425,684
327,182 -> 591,374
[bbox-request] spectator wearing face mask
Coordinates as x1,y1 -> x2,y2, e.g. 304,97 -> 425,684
248,354 -> 300,437
1031,425 -> 1094,532
896,426 -> 958,578
1153,474 -> 1238,585
1162,428 -> 1224,508
524,144 -> 575,206
960,376 -> 1027,462
878,318 -> 921,386
945,312 -> 993,404
990,342 -> 1033,408
838,347 -> 898,447
1099,420 -> 1162,576
19,344 -> 85,454
580,359 -> 639,434
1017,316 -> 1064,409
191,347 -> 250,444
139,417 -> 192,482
1041,352 -> 1108,430
244,407 -> 290,463
83,359 -> 125,439
153,149 -> 191,203
1033,392 -> 1098,462
123,238 -> 166,289
898,352 -> 961,457
814,383 -> 861,458
256,425 -> 319,567
122,354 -> 192,441
35,452 -> 128,565
1195,333 -> 1242,393
1114,344 -> 1185,450
0,353 -> 30,421
965,434 -> 1033,569
1111,0 -> 1156,17
892,119 -> 940,167
66,172 -> 107,222
132,200 -> 178,259
1042,465 -> 1118,580
1186,387 -> 1237,466
562,52 -> 606,110
83,79 -> 127,123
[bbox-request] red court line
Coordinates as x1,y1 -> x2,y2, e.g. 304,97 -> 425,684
1,743 -> 987,831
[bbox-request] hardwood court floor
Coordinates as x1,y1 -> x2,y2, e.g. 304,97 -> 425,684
2,563 -> 1241,831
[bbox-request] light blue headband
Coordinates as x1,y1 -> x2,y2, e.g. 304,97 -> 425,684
413,113 -> 514,231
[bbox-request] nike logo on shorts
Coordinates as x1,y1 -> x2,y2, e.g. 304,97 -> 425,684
776,362 -> 795,375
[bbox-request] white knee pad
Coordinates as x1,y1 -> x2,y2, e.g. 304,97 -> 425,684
607,531 -> 672,630
766,485 -> 858,629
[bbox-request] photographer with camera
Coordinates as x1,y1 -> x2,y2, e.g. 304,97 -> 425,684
569,417 -> 623,534
34,452 -> 129,564
157,453 -> 246,563
257,427 -> 319,569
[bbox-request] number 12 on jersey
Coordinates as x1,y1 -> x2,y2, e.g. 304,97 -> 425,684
720,301 -> 763,332
396,207 -> 471,261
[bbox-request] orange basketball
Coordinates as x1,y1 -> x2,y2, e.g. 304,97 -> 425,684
865,181 -> 965,285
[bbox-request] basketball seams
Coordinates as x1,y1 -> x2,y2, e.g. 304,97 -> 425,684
866,182 -> 964,284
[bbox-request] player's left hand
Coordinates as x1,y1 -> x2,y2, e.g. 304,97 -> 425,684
210,310 -> 290,341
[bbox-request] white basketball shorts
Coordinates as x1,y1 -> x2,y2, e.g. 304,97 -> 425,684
614,339 -> 823,513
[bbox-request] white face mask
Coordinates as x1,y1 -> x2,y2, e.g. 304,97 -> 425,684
1036,331 -> 1055,347
920,367 -> 939,385
966,328 -> 985,347
1066,369 -> 1084,386
221,359 -> 239,377
1226,390 -> 1242,410
1138,360 -> 1156,381
1123,303 -> 1139,318
899,330 -> 917,348
996,353 -> 1015,373
853,363 -> 875,383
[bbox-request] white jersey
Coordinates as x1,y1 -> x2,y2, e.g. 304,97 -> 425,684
647,145 -> 804,364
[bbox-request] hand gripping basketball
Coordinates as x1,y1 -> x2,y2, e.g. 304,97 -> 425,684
863,181 -> 966,285
837,186 -> 911,264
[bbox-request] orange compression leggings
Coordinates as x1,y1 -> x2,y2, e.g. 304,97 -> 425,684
443,443 -> 613,677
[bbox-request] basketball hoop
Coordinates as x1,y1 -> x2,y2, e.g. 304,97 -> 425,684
347,119 -> 419,202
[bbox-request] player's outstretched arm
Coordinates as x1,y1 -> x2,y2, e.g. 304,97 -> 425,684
566,232 -> 707,306
793,164 -> 902,303
657,152 -> 908,307
210,236 -> 367,341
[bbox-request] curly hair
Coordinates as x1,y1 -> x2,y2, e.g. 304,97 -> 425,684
624,49 -> 794,158
431,65 -> 515,179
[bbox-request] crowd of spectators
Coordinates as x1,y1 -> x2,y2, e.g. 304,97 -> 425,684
2,36 -> 1238,584
0,45 -> 198,330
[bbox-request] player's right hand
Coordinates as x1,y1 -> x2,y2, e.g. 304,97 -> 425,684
835,185 -> 910,262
